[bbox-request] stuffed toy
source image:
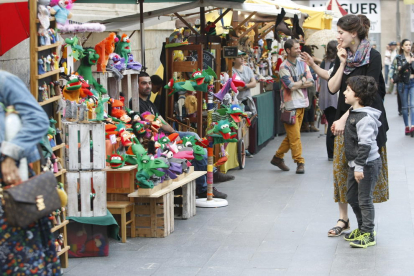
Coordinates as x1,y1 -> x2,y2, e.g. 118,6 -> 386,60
91,95 -> 110,121
62,74 -> 82,102
126,54 -> 142,71
38,58 -> 46,75
207,119 -> 238,144
109,53 -> 126,71
180,67 -> 218,93
64,36 -> 84,61
105,124 -> 118,139
106,59 -> 123,81
38,0 -> 51,30
205,21 -> 216,35
114,34 -> 131,66
95,32 -> 117,73
106,154 -> 126,169
78,102 -> 88,122
49,0 -> 73,28
214,73 -> 245,101
184,92 -> 197,115
76,47 -> 107,95
173,50 -> 184,62
164,78 -> 187,96
217,104 -> 251,126
118,129 -> 134,147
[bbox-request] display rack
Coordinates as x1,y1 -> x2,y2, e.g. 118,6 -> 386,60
29,0 -> 68,268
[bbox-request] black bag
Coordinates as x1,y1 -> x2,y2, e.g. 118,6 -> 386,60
3,172 -> 61,228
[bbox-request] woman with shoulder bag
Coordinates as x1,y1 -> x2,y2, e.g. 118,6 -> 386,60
390,39 -> 414,135
0,70 -> 61,275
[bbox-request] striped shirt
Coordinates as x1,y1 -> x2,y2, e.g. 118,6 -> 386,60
279,58 -> 313,110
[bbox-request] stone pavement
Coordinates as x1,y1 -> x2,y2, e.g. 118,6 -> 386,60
63,94 -> 413,276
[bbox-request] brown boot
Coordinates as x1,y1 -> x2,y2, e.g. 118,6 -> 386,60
301,123 -> 310,132
296,163 -> 305,174
270,156 -> 290,171
309,122 -> 319,132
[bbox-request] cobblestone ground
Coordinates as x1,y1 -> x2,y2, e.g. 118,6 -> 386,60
63,94 -> 413,276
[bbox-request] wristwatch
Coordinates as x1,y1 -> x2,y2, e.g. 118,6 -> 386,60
301,80 -> 304,86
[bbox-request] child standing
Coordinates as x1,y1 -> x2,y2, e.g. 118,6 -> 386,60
342,76 -> 382,248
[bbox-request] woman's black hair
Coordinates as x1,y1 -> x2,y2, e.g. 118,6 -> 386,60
325,40 -> 338,61
399,39 -> 411,55
346,76 -> 377,106
337,14 -> 370,41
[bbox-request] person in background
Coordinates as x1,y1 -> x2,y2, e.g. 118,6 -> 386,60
301,40 -> 339,160
232,51 -> 257,111
384,41 -> 397,87
327,14 -> 389,238
270,39 -> 313,174
0,70 -> 61,275
149,74 -> 163,112
390,39 -> 414,134
300,45 -> 319,133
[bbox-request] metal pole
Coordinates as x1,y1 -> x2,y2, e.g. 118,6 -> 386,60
139,0 -> 146,71
397,0 -> 401,43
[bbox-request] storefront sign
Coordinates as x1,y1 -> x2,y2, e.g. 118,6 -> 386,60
223,46 -> 238,58
310,0 -> 381,33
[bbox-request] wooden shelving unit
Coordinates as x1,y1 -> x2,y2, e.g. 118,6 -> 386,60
29,0 -> 69,268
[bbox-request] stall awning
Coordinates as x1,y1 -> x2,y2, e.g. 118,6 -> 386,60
96,0 -> 302,32
245,0 -> 333,30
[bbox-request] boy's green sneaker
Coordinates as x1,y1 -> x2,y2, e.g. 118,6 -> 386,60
350,232 -> 376,248
344,228 -> 361,241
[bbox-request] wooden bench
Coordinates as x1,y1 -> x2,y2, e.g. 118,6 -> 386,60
107,201 -> 135,243
128,171 -> 206,238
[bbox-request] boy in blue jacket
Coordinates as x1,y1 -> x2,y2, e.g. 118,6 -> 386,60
342,75 -> 382,248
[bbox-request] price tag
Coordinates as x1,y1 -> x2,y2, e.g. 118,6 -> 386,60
109,134 -> 117,145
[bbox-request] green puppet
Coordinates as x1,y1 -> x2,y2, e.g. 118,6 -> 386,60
180,67 -> 217,92
106,154 -> 126,169
131,138 -> 168,188
180,136 -> 206,161
207,119 -> 238,144
76,47 -> 107,96
65,36 -> 84,60
114,34 -> 131,66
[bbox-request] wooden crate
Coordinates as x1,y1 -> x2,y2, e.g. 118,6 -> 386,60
63,122 -> 106,171
66,171 -> 107,217
93,70 -> 139,111
174,180 -> 196,220
134,192 -> 174,238
106,165 -> 137,194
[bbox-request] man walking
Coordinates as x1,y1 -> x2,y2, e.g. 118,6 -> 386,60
270,39 -> 313,174
384,41 -> 397,88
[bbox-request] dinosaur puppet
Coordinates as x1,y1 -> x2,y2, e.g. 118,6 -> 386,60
76,47 -> 107,95
207,119 -> 238,144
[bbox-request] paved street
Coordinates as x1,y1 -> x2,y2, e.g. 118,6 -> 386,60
63,94 -> 413,276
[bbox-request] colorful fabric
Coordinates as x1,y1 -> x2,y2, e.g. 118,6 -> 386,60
344,39 -> 372,75
279,59 -> 312,110
0,204 -> 61,276
333,135 -> 389,203
275,108 -> 305,164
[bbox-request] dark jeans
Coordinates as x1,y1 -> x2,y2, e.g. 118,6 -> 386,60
397,82 -> 403,114
384,65 -> 389,85
302,102 -> 315,123
398,80 -> 414,126
324,107 -> 336,159
192,154 -> 208,194
347,158 -> 382,233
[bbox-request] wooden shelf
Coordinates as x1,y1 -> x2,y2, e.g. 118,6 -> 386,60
52,143 -> 65,151
105,165 -> 138,172
36,17 -> 55,23
57,246 -> 70,257
54,169 -> 67,177
36,41 -> 61,52
129,171 -> 206,198
36,69 -> 60,80
39,95 -> 62,106
51,219 -> 69,233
